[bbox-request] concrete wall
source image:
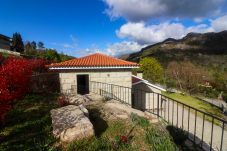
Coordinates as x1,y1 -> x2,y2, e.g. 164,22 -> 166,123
132,83 -> 162,111
59,69 -> 132,104
0,48 -> 20,56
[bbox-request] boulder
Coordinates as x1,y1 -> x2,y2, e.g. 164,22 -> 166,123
67,93 -> 104,106
103,100 -> 157,123
68,94 -> 90,105
50,105 -> 94,142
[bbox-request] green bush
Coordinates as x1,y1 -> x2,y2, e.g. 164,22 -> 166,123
198,86 -> 219,98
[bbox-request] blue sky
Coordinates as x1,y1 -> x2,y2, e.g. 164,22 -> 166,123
0,0 -> 227,57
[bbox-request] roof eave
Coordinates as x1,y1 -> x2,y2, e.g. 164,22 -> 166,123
49,66 -> 139,70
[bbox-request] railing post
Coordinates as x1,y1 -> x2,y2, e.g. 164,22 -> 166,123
111,84 -> 113,99
157,93 -> 160,117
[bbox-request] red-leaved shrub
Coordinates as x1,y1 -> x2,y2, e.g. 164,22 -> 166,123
57,95 -> 69,107
0,56 -> 47,122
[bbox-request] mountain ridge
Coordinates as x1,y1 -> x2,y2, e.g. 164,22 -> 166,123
124,30 -> 227,63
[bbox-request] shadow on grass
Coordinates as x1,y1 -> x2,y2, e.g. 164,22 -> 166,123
166,125 -> 188,146
88,108 -> 108,138
166,125 -> 209,151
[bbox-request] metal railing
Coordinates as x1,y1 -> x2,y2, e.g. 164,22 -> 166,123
72,81 -> 227,151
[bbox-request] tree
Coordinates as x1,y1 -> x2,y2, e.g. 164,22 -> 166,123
43,49 -> 61,62
166,61 -> 207,94
24,41 -> 36,55
31,41 -> 37,50
139,57 -> 164,83
37,42 -> 44,49
11,32 -> 24,52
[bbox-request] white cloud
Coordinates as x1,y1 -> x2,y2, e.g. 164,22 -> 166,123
211,14 -> 227,32
117,22 -> 185,44
77,41 -> 145,57
106,41 -> 146,56
117,21 -> 217,44
104,0 -> 224,22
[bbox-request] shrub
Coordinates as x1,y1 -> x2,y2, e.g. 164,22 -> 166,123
0,56 -> 47,122
57,95 -> 69,107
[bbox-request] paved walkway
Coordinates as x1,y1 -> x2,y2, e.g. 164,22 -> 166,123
155,97 -> 227,151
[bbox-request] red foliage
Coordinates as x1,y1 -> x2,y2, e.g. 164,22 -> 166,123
57,95 -> 69,107
29,59 -> 48,73
0,56 -> 47,121
120,135 -> 128,143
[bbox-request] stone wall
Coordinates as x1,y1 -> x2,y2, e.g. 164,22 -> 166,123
59,69 -> 132,104
30,73 -> 60,93
132,83 -> 162,111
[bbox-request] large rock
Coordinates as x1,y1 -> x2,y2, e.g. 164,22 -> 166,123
50,105 -> 94,142
68,95 -> 90,105
67,93 -> 104,105
104,100 -> 158,123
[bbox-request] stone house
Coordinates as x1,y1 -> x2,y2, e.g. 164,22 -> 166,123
132,75 -> 166,111
48,53 -> 139,104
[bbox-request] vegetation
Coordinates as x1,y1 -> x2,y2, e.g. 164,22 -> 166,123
139,57 -> 164,83
0,54 -> 47,121
125,31 -> 227,102
24,41 -> 74,62
67,114 -> 178,151
0,93 -> 59,151
7,32 -> 74,62
11,32 -> 24,52
166,61 -> 208,94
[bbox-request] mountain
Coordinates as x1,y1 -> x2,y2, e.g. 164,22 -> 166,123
124,31 -> 227,70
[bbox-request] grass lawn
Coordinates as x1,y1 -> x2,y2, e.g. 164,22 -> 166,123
162,92 -> 225,124
0,93 -> 59,151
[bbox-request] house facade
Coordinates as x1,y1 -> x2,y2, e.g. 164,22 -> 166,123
48,53 -> 139,104
132,75 -> 166,111
0,34 -> 11,50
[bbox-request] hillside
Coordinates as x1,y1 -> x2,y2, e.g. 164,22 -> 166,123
125,31 -> 227,71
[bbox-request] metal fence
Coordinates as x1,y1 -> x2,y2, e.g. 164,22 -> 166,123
87,81 -> 227,151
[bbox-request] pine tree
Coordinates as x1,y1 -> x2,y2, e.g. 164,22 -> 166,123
12,32 -> 24,52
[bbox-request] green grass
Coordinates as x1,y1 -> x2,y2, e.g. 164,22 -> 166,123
0,93 -> 59,151
66,110 -> 178,151
66,120 -> 145,151
162,92 -> 225,124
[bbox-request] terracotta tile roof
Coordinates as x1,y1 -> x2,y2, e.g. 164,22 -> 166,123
132,76 -> 142,84
49,53 -> 139,68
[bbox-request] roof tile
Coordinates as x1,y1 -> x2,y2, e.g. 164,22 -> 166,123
49,53 -> 139,67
